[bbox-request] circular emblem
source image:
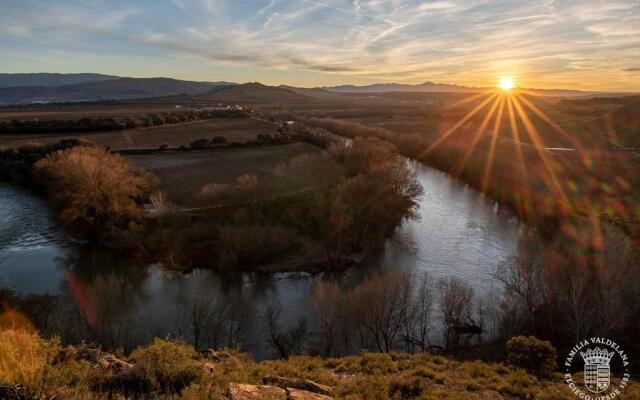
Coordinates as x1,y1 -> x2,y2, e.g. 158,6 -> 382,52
564,337 -> 630,399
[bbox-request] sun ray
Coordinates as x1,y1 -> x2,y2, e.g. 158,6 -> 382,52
417,92 -> 498,159
441,91 -> 492,112
510,94 -> 569,205
516,94 -> 586,152
453,94 -> 502,175
505,95 -> 530,201
481,95 -> 507,191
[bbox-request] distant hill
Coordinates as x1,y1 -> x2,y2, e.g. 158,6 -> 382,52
323,82 -> 635,98
323,82 -> 483,94
198,82 -> 311,104
0,77 -> 233,105
0,73 -> 118,88
280,85 -> 344,100
513,87 -> 617,98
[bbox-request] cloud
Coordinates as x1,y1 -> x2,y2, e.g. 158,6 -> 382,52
623,67 -> 640,72
2,0 -> 640,89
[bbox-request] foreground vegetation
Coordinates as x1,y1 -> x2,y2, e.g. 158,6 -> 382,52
3,328 -> 638,400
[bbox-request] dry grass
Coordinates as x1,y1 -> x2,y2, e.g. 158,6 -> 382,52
2,329 -> 640,400
0,328 -> 51,388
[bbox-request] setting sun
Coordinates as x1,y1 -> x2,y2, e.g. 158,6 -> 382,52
499,77 -> 514,91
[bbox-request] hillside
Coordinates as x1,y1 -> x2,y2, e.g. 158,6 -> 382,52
199,82 -> 313,104
323,81 -> 482,94
0,77 -> 230,105
3,329 -> 638,400
0,73 -> 118,88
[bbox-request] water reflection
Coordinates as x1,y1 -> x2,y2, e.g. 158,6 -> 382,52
0,161 -> 522,358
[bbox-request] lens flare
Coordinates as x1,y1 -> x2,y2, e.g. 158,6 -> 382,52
499,77 -> 514,91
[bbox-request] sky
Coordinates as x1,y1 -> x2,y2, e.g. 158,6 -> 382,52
1,0 -> 639,90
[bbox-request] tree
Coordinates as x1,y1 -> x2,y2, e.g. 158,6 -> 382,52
262,302 -> 307,359
311,280 -> 343,356
495,235 -> 547,336
404,273 -> 434,353
324,139 -> 423,266
352,272 -> 413,353
34,146 -> 155,238
438,277 -> 474,351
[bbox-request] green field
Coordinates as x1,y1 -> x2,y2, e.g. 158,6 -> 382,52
127,143 -> 343,206
0,117 -> 276,150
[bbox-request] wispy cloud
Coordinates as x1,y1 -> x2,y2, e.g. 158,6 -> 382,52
1,0 -> 639,89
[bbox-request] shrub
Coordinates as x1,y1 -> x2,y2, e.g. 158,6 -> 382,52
507,336 -> 557,377
190,138 -> 210,149
129,338 -> 203,393
211,136 -> 227,145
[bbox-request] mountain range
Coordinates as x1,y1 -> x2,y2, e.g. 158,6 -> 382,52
322,81 -> 624,98
0,74 -> 234,105
0,73 -> 118,88
0,73 -> 634,105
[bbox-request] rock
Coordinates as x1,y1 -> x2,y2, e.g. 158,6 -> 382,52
286,388 -> 334,400
203,362 -> 216,373
55,344 -> 133,375
96,354 -> 134,374
201,349 -> 232,362
227,383 -> 287,400
263,376 -> 333,397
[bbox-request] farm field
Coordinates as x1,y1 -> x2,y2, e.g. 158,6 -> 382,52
0,117 -> 276,149
127,142 -> 343,206
0,105 -> 185,121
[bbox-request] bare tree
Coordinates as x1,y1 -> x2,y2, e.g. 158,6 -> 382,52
263,303 -> 289,359
406,273 -> 434,353
311,280 -> 343,356
495,235 -> 546,336
262,302 -> 307,359
354,272 -> 413,353
438,277 -> 474,352
176,289 -> 219,350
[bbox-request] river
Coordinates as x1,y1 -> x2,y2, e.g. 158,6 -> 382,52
0,160 -> 522,358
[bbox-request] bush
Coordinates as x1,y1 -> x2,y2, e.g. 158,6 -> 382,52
211,136 -> 227,145
507,336 -> 557,377
190,139 -> 210,149
129,338 -> 203,393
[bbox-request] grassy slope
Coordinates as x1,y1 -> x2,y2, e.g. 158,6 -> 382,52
2,330 -> 639,400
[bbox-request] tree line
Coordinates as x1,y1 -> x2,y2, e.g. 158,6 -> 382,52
0,109 -> 247,134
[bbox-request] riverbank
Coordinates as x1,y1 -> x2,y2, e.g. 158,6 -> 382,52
0,158 -> 521,359
297,117 -> 640,245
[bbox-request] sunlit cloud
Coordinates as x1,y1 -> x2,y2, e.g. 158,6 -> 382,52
0,0 -> 639,89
